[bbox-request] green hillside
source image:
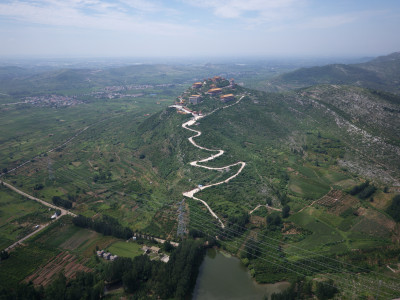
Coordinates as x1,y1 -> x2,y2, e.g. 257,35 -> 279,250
1,63 -> 400,298
129,79 -> 400,297
264,52 -> 400,94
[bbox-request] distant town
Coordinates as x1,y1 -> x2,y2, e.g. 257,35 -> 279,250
12,95 -> 83,108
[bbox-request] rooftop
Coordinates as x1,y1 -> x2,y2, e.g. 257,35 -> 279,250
221,94 -> 234,98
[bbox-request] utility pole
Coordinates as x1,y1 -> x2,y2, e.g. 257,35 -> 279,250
177,199 -> 187,237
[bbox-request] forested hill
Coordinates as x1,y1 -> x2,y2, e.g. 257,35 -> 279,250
136,82 -> 400,224
263,52 -> 400,94
133,78 -> 400,297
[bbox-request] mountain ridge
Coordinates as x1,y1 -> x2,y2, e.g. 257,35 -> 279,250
263,51 -> 400,94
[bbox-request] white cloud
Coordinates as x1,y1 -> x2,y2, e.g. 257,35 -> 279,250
299,10 -> 386,30
182,0 -> 302,20
119,0 -> 160,12
0,0 -> 189,35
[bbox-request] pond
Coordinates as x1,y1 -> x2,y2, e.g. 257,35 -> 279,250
192,249 -> 290,300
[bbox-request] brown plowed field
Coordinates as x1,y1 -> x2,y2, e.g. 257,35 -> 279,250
24,251 -> 91,287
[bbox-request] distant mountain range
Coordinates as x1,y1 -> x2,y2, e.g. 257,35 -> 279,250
264,52 -> 400,94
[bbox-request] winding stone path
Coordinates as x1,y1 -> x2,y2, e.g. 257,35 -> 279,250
173,96 -> 246,228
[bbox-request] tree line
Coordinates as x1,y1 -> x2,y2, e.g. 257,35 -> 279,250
1,239 -> 206,300
52,196 -> 72,209
387,195 -> 400,222
72,214 -> 133,240
349,181 -> 376,199
268,277 -> 338,300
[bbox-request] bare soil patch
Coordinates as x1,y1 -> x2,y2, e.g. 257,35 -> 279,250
24,252 -> 91,287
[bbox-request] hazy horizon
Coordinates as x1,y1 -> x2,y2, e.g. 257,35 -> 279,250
0,54 -> 378,69
0,0 -> 399,58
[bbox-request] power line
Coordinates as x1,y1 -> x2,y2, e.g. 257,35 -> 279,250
187,214 -> 398,299
185,206 -> 400,293
14,158 -> 400,296
34,161 -> 400,296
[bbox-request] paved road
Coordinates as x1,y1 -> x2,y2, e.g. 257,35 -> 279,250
174,95 -> 246,228
133,233 -> 179,247
1,180 -> 76,252
0,180 -> 76,218
4,223 -> 51,252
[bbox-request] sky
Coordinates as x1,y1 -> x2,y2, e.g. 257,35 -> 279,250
0,0 -> 399,58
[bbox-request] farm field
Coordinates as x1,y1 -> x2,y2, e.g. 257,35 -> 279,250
0,244 -> 58,288
0,184 -> 54,249
107,241 -> 143,259
24,251 -> 92,287
286,205 -> 393,256
0,216 -> 118,289
30,217 -> 118,254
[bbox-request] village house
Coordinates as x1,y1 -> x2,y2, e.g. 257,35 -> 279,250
142,246 -> 151,254
110,255 -> 118,261
161,255 -> 170,263
150,246 -> 160,253
96,249 -> 118,261
189,94 -> 202,105
220,94 -> 235,102
207,88 -> 222,96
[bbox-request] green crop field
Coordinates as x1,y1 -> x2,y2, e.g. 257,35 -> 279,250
0,244 -> 59,288
107,241 -> 143,258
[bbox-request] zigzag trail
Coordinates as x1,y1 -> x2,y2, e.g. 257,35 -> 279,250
172,95 -> 246,228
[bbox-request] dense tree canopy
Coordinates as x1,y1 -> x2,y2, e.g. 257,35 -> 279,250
73,215 -> 133,240
387,195 -> 400,222
52,196 -> 72,209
